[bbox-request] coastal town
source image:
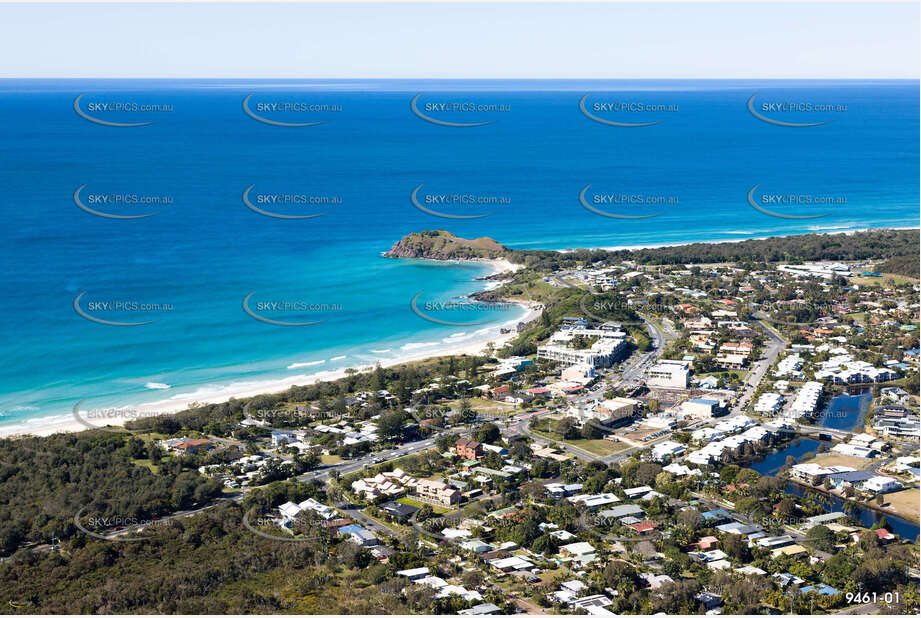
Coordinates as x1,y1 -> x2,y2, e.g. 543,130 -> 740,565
1,230 -> 918,614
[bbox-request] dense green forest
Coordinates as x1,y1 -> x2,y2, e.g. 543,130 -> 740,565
879,253 -> 921,278
510,228 -> 920,270
0,432 -> 223,554
0,502 -> 441,614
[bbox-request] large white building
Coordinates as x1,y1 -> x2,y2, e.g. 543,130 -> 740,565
277,498 -> 337,527
774,354 -> 805,379
568,398 -> 638,427
538,322 -> 627,368
646,360 -> 690,389
814,356 -> 899,384
651,440 -> 687,462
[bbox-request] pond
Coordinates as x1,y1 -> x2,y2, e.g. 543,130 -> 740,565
749,438 -> 823,476
784,482 -> 919,543
815,388 -> 871,432
745,435 -> 920,543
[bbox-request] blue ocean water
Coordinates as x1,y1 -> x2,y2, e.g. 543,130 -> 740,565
0,79 -> 918,429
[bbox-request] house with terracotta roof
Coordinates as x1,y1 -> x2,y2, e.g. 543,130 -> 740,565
172,438 -> 213,454
628,520 -> 658,534
489,385 -> 509,399
851,528 -> 896,544
693,535 -> 719,550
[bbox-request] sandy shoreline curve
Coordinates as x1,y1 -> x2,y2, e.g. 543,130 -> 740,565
0,258 -> 539,439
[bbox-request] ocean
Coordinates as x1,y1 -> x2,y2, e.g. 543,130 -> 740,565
0,79 -> 918,431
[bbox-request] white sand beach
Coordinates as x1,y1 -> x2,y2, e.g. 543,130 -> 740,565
0,258 -> 540,438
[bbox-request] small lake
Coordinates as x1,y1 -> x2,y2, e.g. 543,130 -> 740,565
784,482 -> 919,543
745,435 -> 919,543
816,388 -> 871,432
749,438 -> 823,476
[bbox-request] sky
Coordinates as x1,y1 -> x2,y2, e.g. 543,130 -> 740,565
0,2 -> 918,79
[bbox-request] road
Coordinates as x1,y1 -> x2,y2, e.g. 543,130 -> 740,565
614,312 -> 675,389
729,316 -> 787,414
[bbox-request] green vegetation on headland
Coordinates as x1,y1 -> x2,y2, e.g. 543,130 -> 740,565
383,230 -> 510,260
0,501 -> 451,614
383,228 -> 920,271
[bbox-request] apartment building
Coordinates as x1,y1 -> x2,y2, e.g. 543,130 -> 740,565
415,478 -> 461,506
456,438 -> 484,460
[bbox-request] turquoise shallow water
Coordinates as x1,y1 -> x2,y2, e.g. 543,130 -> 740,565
0,79 -> 917,428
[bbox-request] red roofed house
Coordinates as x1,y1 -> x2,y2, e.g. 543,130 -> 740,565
490,385 -> 510,399
629,521 -> 658,534
694,536 -> 719,550
851,528 -> 896,544
173,438 -> 212,454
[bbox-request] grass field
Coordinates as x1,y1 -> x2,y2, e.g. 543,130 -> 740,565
809,454 -> 875,470
562,438 -> 630,457
880,488 -> 920,523
442,397 -> 520,417
320,454 -> 343,465
531,428 -> 629,457
129,458 -> 159,473
396,496 -> 450,514
850,273 -> 918,286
